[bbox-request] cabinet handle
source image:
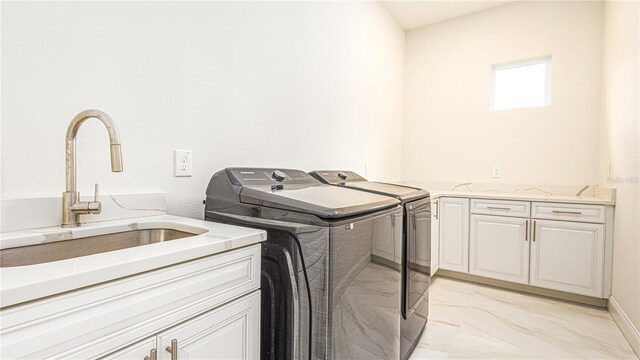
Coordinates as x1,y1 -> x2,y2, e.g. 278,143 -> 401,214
144,349 -> 157,360
166,339 -> 178,360
552,210 -> 582,215
487,206 -> 512,211
533,220 -> 536,242
434,200 -> 439,219
525,220 -> 529,241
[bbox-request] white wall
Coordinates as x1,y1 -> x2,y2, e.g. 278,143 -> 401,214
403,1 -> 603,186
0,1 -> 405,219
600,0 -> 640,334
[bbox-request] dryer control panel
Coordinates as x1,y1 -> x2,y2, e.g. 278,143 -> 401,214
226,168 -> 320,186
309,170 -> 367,184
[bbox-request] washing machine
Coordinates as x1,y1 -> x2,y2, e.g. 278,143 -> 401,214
309,170 -> 431,360
205,168 -> 404,360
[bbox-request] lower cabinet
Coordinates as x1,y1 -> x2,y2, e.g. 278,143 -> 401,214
1,245 -> 262,360
435,197 -> 612,300
103,291 -> 261,360
469,215 -> 529,284
530,220 -> 605,297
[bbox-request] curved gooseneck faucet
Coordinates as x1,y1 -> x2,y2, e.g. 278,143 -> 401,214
62,110 -> 123,227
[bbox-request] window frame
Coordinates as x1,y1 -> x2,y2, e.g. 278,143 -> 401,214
491,55 -> 552,112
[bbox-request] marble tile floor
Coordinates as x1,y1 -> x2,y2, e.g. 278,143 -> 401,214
410,277 -> 637,359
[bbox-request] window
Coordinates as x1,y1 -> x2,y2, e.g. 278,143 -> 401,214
491,56 -> 551,111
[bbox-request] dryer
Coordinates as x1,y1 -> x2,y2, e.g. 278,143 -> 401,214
205,168 -> 404,360
309,170 -> 431,360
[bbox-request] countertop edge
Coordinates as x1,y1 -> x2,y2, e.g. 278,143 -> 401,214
0,215 -> 267,308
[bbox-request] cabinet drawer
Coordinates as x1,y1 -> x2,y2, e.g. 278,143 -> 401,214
532,203 -> 605,223
471,199 -> 530,218
0,244 -> 261,360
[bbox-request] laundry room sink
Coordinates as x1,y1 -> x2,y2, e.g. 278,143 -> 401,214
0,226 -> 206,267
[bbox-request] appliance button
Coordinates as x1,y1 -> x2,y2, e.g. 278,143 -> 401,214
337,172 -> 347,180
272,170 -> 287,182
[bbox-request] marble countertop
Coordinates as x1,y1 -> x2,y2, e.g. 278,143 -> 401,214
427,190 -> 614,205
403,182 -> 616,205
0,215 -> 267,308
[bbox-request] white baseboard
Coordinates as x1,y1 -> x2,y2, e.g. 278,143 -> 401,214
608,296 -> 640,357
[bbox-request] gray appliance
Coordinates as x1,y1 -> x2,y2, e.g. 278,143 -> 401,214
309,170 -> 431,360
205,168 -> 404,360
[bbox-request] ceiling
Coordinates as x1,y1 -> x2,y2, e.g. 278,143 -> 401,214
382,1 -> 513,30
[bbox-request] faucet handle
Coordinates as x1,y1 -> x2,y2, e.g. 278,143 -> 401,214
88,183 -> 102,214
71,183 -> 102,215
94,183 -> 100,202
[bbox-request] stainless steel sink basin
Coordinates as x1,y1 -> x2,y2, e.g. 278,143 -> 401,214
0,228 -> 200,267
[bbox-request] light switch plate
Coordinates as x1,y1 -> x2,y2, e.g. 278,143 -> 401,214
175,149 -> 192,177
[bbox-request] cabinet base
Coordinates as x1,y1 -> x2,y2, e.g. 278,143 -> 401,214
435,270 -> 607,308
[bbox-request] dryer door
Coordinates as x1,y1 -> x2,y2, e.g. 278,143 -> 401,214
404,198 -> 431,318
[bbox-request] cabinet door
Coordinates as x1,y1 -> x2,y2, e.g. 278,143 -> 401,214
439,197 -> 470,273
530,220 -> 605,297
430,199 -> 440,274
100,337 -> 157,360
157,291 -> 260,360
469,215 -> 529,284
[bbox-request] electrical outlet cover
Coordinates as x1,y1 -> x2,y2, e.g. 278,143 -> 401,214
492,165 -> 501,178
175,149 -> 192,177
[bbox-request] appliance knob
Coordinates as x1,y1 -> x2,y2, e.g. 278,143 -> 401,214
337,172 -> 347,180
272,170 -> 287,182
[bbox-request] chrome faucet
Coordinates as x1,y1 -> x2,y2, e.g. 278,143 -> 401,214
62,110 -> 123,227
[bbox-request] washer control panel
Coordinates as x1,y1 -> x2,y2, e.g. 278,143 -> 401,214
227,168 -> 319,186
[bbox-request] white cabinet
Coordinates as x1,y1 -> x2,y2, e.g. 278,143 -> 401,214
469,215 -> 530,284
157,291 -> 261,360
530,220 -> 605,297
433,196 -> 613,300
439,197 -> 469,273
101,292 -> 260,360
2,245 -> 261,360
